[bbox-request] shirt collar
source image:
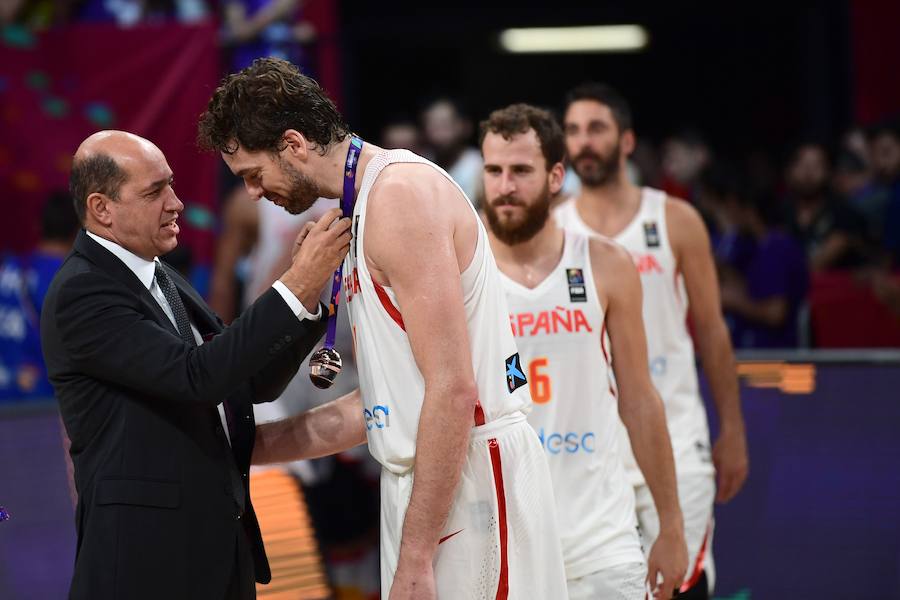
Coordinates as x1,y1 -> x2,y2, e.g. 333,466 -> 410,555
85,230 -> 158,291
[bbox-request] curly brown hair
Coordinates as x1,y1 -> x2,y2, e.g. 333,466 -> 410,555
479,103 -> 565,168
197,58 -> 349,155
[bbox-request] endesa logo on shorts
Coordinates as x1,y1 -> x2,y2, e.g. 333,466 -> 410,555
536,428 -> 595,454
363,404 -> 391,431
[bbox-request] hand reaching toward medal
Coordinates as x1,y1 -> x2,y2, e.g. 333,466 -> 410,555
279,208 -> 352,312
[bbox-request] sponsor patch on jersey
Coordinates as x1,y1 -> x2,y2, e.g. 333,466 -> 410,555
565,268 -> 587,302
643,221 -> 660,248
566,268 -> 584,284
505,353 -> 527,393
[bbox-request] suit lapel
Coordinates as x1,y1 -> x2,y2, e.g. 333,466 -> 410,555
73,230 -> 181,338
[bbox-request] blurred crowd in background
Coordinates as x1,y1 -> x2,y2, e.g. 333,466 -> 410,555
1,1 -> 899,598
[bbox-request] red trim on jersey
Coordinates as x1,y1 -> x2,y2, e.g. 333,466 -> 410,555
487,438 -> 509,600
601,318 -> 617,397
474,403 -> 487,426
600,319 -> 610,365
372,280 -> 405,330
679,523 -> 710,593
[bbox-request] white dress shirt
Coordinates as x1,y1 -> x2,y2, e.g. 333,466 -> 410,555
86,230 -> 321,443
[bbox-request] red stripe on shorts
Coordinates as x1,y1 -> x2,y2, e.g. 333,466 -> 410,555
488,438 -> 509,600
679,522 -> 711,593
372,280 -> 405,330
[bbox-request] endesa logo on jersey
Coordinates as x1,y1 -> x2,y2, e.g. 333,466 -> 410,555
363,404 -> 391,431
509,306 -> 594,338
536,428 -> 596,454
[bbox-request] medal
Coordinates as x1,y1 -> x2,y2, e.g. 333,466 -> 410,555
308,136 -> 363,388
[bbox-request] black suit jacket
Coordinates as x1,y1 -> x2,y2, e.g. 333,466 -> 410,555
41,230 -> 327,600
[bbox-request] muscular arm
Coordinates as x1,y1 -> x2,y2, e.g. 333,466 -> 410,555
53,278 -> 311,405
668,199 -> 748,503
366,172 -> 478,593
209,188 -> 258,323
253,388 -> 367,464
593,239 -> 687,593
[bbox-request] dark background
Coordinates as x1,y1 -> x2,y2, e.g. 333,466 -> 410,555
337,1 -> 878,159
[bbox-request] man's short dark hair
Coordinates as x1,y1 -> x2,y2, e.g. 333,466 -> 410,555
197,58 -> 350,155
479,103 -> 565,169
564,82 -> 633,132
41,191 -> 80,241
69,153 -> 127,224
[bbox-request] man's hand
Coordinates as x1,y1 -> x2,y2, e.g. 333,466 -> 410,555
279,208 -> 351,311
713,426 -> 749,503
389,557 -> 436,600
647,526 -> 688,599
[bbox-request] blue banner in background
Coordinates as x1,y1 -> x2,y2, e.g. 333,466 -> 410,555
705,362 -> 900,599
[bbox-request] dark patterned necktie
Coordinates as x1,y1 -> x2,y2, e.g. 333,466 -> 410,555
154,262 -> 196,347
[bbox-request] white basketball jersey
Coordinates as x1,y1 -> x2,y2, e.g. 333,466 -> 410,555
500,232 -> 643,578
554,189 -> 713,484
345,149 -> 531,475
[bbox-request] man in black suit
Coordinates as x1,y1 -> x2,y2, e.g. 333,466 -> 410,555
41,130 -> 351,600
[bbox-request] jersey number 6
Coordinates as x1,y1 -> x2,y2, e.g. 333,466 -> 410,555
529,357 -> 552,404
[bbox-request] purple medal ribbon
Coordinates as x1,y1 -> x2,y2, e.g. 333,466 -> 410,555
308,136 -> 362,388
323,135 -> 363,348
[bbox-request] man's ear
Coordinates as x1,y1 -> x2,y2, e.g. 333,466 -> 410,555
549,162 -> 566,196
621,129 -> 637,157
282,129 -> 310,161
86,192 -> 113,227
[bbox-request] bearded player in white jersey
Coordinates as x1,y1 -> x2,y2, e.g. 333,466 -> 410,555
198,58 -> 568,600
480,103 -> 688,600
554,83 -> 749,599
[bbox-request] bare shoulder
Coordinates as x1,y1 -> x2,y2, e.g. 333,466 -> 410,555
363,164 -> 459,269
664,195 -> 709,245
587,235 -> 638,308
368,163 -> 456,218
588,234 -> 634,276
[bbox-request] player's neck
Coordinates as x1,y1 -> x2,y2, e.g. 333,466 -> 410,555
575,173 -> 641,237
490,219 -> 565,289
319,138 -> 383,199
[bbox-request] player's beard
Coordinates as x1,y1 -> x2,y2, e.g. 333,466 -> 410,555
275,158 -> 322,215
484,181 -> 552,246
571,140 -> 622,187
